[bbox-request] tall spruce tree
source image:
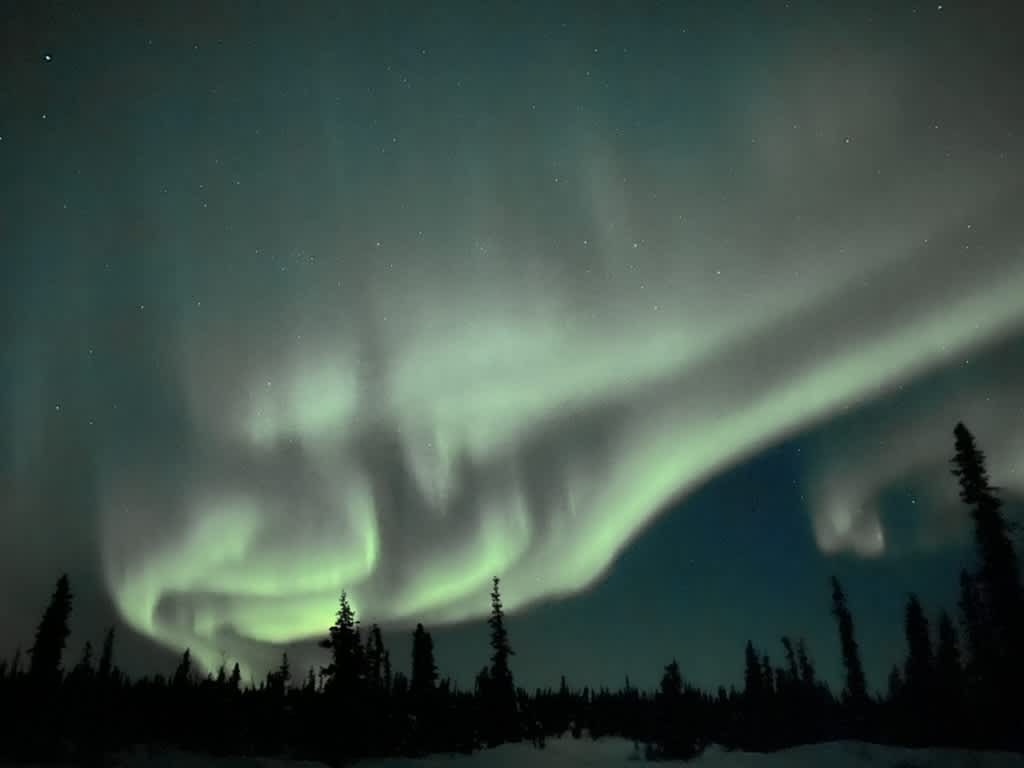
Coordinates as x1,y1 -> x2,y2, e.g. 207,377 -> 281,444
173,648 -> 193,688
951,423 -> 1024,682
74,641 -> 94,678
277,652 -> 291,693
28,573 -> 73,688
410,623 -> 438,697
228,662 -> 242,693
487,577 -> 517,743
951,422 -> 1024,745
796,638 -> 817,687
652,659 -> 700,758
488,577 -> 514,692
97,626 -> 115,683
781,636 -> 800,687
743,641 -> 763,702
319,590 -> 363,694
830,576 -> 868,709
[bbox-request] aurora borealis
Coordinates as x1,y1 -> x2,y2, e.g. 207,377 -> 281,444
2,2 -> 1022,692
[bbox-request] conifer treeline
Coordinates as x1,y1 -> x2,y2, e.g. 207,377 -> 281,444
0,421 -> 1021,763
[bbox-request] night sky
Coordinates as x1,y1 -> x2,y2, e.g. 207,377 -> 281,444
2,1 -> 1022,695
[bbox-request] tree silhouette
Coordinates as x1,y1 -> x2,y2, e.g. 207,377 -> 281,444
411,623 -> 438,697
228,662 -> 241,693
28,573 -> 73,689
651,659 -> 701,759
795,638 -> 816,688
951,422 -> 1024,745
97,627 -> 115,683
951,423 -> 1024,649
70,641 -> 94,684
743,641 -> 763,703
173,649 -> 193,688
318,590 -> 369,758
830,577 -> 868,713
319,590 -> 363,694
486,577 -> 518,744
488,577 -> 515,687
275,652 -> 291,694
781,636 -> 799,687
7,418 -> 1024,762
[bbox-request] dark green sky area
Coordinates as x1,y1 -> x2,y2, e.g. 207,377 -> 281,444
1,1 -> 1022,694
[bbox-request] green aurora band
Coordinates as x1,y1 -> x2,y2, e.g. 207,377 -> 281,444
5,14 -> 1017,681
98,175 -> 1024,680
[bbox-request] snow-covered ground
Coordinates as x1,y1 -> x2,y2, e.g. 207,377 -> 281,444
364,738 -> 1024,768
44,737 -> 1019,768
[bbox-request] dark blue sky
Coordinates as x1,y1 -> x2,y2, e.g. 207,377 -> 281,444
2,1 -> 1022,694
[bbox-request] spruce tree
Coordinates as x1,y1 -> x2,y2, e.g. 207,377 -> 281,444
319,590 -> 363,694
796,638 -> 817,687
410,623 -> 438,697
73,641 -> 94,680
781,636 -> 799,687
488,577 -> 514,688
228,662 -> 242,693
951,423 -> 1024,695
320,590 -> 368,758
173,648 -> 193,688
741,641 -> 767,749
652,659 -> 699,758
486,577 -> 517,744
97,626 -> 115,683
277,652 -> 291,693
743,641 -> 762,702
28,573 -> 73,688
830,577 -> 868,709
